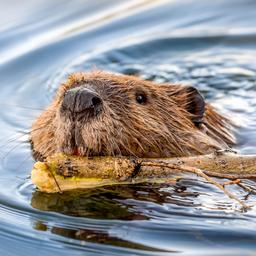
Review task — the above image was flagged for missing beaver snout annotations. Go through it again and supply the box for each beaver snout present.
[61,87,102,114]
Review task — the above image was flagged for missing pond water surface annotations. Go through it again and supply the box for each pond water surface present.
[0,1,256,255]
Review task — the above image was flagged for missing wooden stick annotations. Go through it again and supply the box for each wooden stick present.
[31,151,256,204]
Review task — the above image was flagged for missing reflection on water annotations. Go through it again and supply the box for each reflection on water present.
[0,0,256,255]
[31,187,150,220]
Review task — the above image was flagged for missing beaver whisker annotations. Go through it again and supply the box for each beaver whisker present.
[0,103,55,112]
[3,133,47,164]
[1,130,30,148]
[1,139,28,162]
[29,122,53,134]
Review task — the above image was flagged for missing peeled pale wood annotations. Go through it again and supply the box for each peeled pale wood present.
[31,152,256,193]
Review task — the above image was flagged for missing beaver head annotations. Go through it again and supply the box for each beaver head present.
[30,71,235,160]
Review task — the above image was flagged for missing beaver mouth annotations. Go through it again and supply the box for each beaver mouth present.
[64,146,110,157]
[58,122,106,157]
[71,147,104,157]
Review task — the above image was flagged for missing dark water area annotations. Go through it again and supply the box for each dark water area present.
[0,0,256,255]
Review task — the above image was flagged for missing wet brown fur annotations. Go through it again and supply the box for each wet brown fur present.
[30,71,235,160]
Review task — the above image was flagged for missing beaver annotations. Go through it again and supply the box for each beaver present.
[30,71,235,160]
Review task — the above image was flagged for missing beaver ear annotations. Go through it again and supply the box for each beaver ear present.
[185,86,205,125]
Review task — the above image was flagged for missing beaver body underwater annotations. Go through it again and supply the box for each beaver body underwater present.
[31,71,235,160]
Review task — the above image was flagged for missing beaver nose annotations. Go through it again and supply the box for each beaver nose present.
[62,87,102,113]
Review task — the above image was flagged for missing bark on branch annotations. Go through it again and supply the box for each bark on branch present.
[31,151,256,209]
[31,150,255,187]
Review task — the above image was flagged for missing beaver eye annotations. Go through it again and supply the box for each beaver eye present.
[136,94,147,104]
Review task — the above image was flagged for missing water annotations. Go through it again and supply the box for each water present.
[0,0,256,255]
